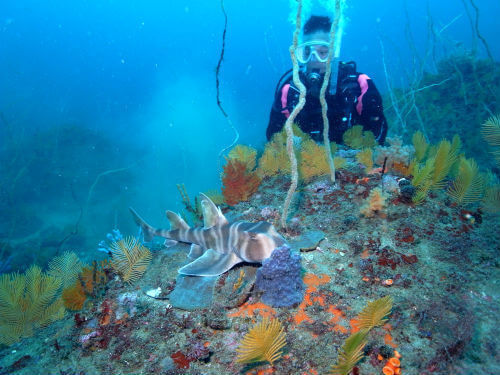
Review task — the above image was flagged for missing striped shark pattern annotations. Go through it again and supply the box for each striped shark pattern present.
[129,193,286,276]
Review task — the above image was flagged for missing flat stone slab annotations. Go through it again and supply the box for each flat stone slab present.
[288,230,325,252]
[168,274,217,310]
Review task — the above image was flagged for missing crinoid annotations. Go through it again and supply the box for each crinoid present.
[109,236,152,285]
[481,114,500,166]
[355,295,393,331]
[236,317,286,365]
[329,330,368,375]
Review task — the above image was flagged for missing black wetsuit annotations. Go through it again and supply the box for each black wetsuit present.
[266,70,388,145]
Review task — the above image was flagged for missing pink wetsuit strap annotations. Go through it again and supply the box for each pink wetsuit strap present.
[356,74,370,115]
[281,84,291,118]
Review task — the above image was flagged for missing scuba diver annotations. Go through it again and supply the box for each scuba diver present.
[266,15,388,145]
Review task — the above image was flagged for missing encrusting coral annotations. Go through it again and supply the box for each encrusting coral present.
[374,136,413,174]
[360,187,387,217]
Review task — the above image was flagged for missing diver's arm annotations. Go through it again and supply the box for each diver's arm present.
[358,79,388,145]
[266,105,287,141]
[266,82,293,141]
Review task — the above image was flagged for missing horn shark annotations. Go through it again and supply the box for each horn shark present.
[129,193,286,277]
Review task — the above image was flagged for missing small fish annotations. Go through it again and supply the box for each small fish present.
[129,194,286,276]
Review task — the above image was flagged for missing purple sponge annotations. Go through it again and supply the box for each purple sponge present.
[255,245,304,307]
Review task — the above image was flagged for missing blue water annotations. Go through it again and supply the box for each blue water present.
[0,0,499,265]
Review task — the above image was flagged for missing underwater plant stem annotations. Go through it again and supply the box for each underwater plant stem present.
[381,157,388,193]
[83,163,138,219]
[426,4,438,74]
[217,117,240,168]
[320,0,344,184]
[380,39,406,136]
[215,0,240,168]
[468,0,494,61]
[403,5,423,83]
[56,182,83,253]
[281,0,307,229]
[215,0,228,119]
[408,89,428,140]
[460,0,478,55]
[381,7,463,139]
[426,12,469,106]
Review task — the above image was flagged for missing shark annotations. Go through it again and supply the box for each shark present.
[129,193,286,277]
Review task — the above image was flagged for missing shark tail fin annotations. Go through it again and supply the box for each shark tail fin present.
[165,211,190,231]
[129,207,156,242]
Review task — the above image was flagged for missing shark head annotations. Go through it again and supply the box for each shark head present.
[236,222,287,263]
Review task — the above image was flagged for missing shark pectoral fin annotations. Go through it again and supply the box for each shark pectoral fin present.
[164,239,178,247]
[188,244,205,259]
[178,249,240,276]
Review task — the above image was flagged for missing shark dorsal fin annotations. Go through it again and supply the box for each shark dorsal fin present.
[165,211,190,231]
[200,193,228,228]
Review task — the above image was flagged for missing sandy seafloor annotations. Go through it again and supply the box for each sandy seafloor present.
[0,159,499,375]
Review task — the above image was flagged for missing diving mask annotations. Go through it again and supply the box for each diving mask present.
[295,41,330,64]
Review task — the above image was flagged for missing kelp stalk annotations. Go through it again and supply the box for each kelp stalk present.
[216,0,240,167]
[320,0,345,184]
[281,0,307,228]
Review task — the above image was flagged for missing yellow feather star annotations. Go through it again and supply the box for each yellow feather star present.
[355,295,393,331]
[110,237,152,285]
[236,317,286,365]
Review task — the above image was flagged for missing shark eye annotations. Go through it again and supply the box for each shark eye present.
[249,233,258,240]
